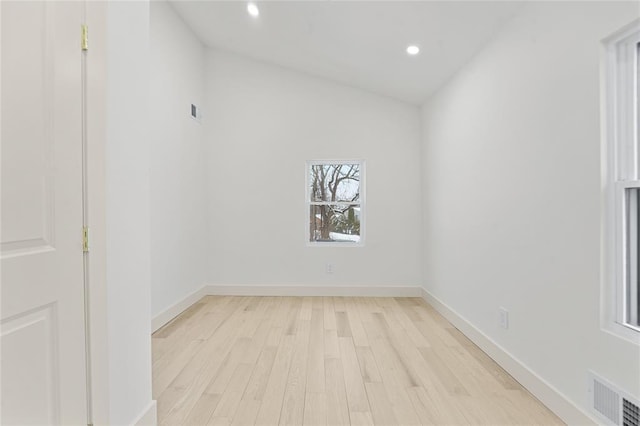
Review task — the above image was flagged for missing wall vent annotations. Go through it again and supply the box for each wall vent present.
[190,103,202,122]
[589,371,640,426]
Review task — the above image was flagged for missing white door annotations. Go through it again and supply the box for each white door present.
[1,1,88,424]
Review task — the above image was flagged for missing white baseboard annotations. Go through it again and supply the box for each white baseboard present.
[132,400,157,426]
[205,284,422,297]
[420,288,597,426]
[151,286,209,333]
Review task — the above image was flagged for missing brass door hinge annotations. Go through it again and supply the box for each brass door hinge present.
[82,227,89,253]
[81,25,88,51]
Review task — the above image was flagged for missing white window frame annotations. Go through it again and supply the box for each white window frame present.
[602,20,640,341]
[305,160,365,247]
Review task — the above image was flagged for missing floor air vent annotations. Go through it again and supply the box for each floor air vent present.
[624,398,639,426]
[589,371,640,426]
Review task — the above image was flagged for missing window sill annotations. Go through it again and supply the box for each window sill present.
[306,242,365,248]
[602,320,640,345]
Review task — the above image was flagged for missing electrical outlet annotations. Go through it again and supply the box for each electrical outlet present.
[325,263,334,274]
[499,307,509,329]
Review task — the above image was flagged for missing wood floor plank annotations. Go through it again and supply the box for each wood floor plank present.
[153,339,204,397]
[153,296,564,426]
[463,342,523,390]
[392,297,422,321]
[388,297,432,347]
[207,363,254,424]
[323,329,340,360]
[159,298,255,425]
[500,389,564,425]
[366,313,421,388]
[193,297,247,342]
[300,297,313,321]
[205,338,252,395]
[254,335,295,425]
[242,346,277,401]
[284,298,303,336]
[152,337,171,365]
[182,392,221,426]
[413,317,460,347]
[418,347,470,395]
[354,346,382,383]
[361,330,422,425]
[324,358,350,426]
[230,397,261,426]
[306,308,325,392]
[345,298,369,346]
[348,411,374,426]
[379,382,421,426]
[279,318,311,426]
[303,392,327,426]
[335,311,352,338]
[406,385,470,425]
[440,345,506,396]
[332,296,346,312]
[152,296,236,388]
[156,385,187,422]
[338,337,372,414]
[363,382,398,426]
[322,296,337,331]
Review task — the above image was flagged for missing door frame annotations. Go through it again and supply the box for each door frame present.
[85,2,109,424]
[83,3,156,424]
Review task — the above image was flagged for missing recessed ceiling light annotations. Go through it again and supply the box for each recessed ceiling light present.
[406,45,420,56]
[247,2,259,17]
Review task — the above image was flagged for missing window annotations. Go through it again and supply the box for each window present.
[622,185,640,327]
[604,22,640,336]
[306,161,364,246]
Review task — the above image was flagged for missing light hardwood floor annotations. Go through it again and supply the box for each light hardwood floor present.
[152,296,564,425]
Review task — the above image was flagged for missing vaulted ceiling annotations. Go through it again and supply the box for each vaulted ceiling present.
[170,1,522,104]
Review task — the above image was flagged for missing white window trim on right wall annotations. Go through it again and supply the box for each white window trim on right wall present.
[602,19,640,343]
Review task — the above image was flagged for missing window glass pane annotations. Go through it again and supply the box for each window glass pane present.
[309,204,361,243]
[637,42,639,172]
[626,187,640,327]
[309,164,360,202]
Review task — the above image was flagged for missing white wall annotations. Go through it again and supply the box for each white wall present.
[105,1,154,424]
[205,50,422,288]
[150,2,207,319]
[421,1,640,420]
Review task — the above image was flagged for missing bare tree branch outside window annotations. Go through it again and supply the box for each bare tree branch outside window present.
[308,162,362,244]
